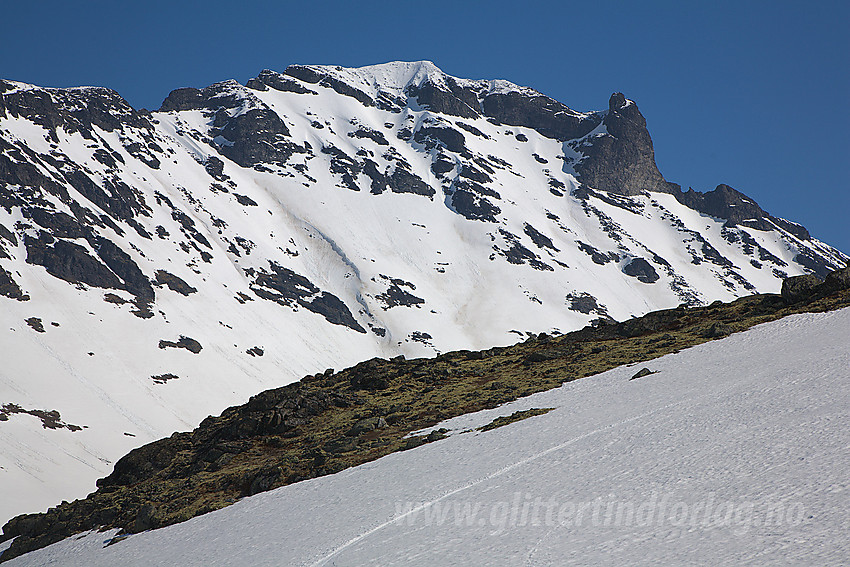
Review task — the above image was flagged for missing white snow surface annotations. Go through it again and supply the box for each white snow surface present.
[1,61,846,526]
[302,60,544,99]
[6,307,849,566]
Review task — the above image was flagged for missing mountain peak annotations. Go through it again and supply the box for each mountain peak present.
[608,91,628,111]
[323,60,445,88]
[280,60,447,98]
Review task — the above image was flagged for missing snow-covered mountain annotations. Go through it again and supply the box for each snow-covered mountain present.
[5,304,849,566]
[0,61,846,525]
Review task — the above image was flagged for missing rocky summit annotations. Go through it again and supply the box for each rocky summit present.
[0,61,846,527]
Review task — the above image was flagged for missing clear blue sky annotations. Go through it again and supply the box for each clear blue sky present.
[2,0,847,253]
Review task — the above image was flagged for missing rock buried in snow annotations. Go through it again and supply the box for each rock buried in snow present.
[158,336,203,353]
[700,322,734,339]
[25,317,45,333]
[622,258,659,283]
[151,373,179,384]
[630,367,655,380]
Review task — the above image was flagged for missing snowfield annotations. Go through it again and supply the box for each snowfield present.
[7,306,849,566]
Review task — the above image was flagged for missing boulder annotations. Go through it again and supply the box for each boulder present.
[822,265,850,293]
[346,416,388,437]
[630,367,654,380]
[780,273,822,302]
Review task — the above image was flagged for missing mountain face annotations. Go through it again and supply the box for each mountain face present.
[0,61,846,524]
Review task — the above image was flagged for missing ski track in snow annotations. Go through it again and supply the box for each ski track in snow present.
[307,398,692,567]
[6,307,849,566]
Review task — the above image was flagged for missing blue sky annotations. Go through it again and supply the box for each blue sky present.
[2,0,847,252]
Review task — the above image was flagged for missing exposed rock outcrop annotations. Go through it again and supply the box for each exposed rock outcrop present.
[575,93,678,196]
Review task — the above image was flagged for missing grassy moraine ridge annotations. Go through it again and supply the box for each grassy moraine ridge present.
[1,267,848,562]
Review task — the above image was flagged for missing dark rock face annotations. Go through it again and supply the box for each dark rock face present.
[459,164,492,184]
[0,136,150,227]
[575,93,678,196]
[770,217,811,241]
[450,189,500,222]
[92,236,154,303]
[160,80,253,113]
[19,207,155,307]
[481,92,601,141]
[576,241,615,265]
[25,317,45,332]
[362,158,434,198]
[27,209,88,240]
[374,275,425,308]
[413,126,469,156]
[66,169,152,222]
[250,261,365,333]
[0,223,17,248]
[386,167,434,197]
[495,229,552,272]
[158,336,203,354]
[214,108,293,168]
[158,87,208,112]
[233,193,258,206]
[622,258,660,283]
[246,346,264,357]
[160,81,297,168]
[284,65,376,108]
[248,70,318,95]
[407,78,481,118]
[523,223,559,251]
[322,144,362,191]
[204,156,226,180]
[455,122,489,139]
[565,292,610,318]
[675,183,810,239]
[25,234,122,291]
[0,403,82,431]
[303,292,366,333]
[793,249,833,279]
[405,75,605,142]
[349,126,389,146]
[430,156,455,176]
[676,183,766,226]
[0,267,27,300]
[153,270,197,295]
[151,373,179,384]
[0,82,152,140]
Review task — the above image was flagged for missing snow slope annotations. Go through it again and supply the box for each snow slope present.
[7,306,849,566]
[1,61,846,525]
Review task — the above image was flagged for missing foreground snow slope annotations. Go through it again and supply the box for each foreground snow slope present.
[8,306,849,566]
